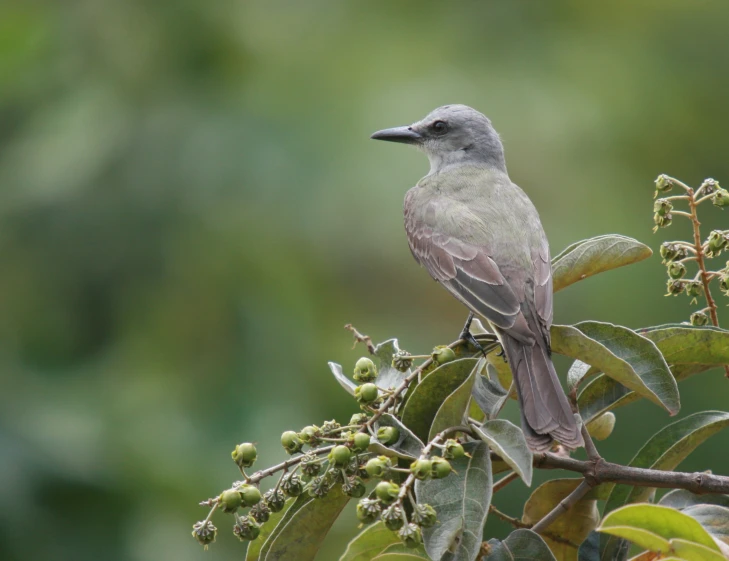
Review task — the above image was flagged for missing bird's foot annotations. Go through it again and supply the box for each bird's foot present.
[459,313,489,358]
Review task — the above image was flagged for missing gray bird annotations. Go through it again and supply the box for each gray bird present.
[371,104,583,451]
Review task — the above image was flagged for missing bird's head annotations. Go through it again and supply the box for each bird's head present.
[371,104,506,174]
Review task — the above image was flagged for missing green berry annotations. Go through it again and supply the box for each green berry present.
[349,413,370,426]
[239,484,262,507]
[342,476,366,498]
[299,425,321,446]
[382,505,405,531]
[721,274,729,295]
[250,501,271,523]
[653,211,672,229]
[329,445,352,467]
[232,515,260,541]
[666,279,686,296]
[356,383,379,404]
[392,350,414,372]
[321,419,341,433]
[586,412,616,441]
[412,503,437,527]
[432,345,456,365]
[653,198,673,216]
[706,230,728,257]
[353,357,378,383]
[409,458,432,480]
[231,442,257,468]
[281,430,304,454]
[713,188,729,208]
[398,523,422,548]
[686,280,703,300]
[192,520,217,548]
[431,456,453,479]
[365,456,390,479]
[690,311,710,326]
[377,426,400,445]
[357,498,382,524]
[654,174,673,193]
[219,488,242,513]
[375,481,400,504]
[352,432,371,452]
[443,439,466,460]
[667,261,686,279]
[660,242,687,263]
[264,488,286,512]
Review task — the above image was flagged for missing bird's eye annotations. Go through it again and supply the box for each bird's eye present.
[432,120,448,134]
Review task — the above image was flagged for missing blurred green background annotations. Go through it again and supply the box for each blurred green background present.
[2,1,729,559]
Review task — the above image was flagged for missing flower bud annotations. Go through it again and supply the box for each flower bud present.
[706,230,728,257]
[356,498,382,524]
[250,501,271,523]
[653,211,672,230]
[409,458,432,480]
[686,280,703,301]
[301,454,323,477]
[231,442,257,468]
[192,520,217,548]
[329,445,352,467]
[701,178,720,195]
[321,419,341,433]
[654,174,673,193]
[353,357,378,383]
[690,311,709,326]
[431,457,453,479]
[365,456,391,479]
[412,503,437,527]
[239,484,262,507]
[381,505,405,531]
[443,439,466,460]
[351,432,371,452]
[299,425,321,446]
[349,413,370,426]
[377,426,400,445]
[219,488,242,513]
[232,515,260,541]
[308,475,331,498]
[667,261,686,279]
[375,481,400,504]
[392,350,414,372]
[280,473,304,497]
[281,430,304,454]
[660,242,687,263]
[342,476,366,498]
[264,488,286,512]
[431,345,456,365]
[666,279,686,296]
[713,188,729,208]
[355,383,379,404]
[398,523,422,548]
[653,198,673,216]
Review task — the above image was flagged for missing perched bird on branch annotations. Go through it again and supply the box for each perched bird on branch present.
[371,104,583,451]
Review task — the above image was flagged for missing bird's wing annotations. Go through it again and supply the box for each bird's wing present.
[405,195,535,343]
[532,237,553,344]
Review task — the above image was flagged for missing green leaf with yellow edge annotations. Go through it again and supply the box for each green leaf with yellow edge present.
[339,521,401,561]
[245,498,295,561]
[551,321,679,416]
[598,504,721,554]
[578,324,729,422]
[372,542,430,559]
[259,486,349,561]
[483,529,557,560]
[671,538,726,561]
[473,419,532,486]
[429,362,478,440]
[401,358,478,442]
[523,478,599,560]
[551,234,652,293]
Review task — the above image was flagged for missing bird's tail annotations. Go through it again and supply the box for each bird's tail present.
[501,334,584,452]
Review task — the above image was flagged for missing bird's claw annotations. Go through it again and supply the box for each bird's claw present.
[459,313,489,358]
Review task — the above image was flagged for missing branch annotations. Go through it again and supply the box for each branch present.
[530,480,592,533]
[344,323,376,354]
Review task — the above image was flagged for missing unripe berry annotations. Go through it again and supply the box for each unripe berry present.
[329,445,352,467]
[299,425,321,446]
[653,198,673,216]
[281,430,304,454]
[264,489,286,512]
[431,457,453,479]
[666,279,686,296]
[375,481,400,504]
[192,520,217,548]
[409,458,432,480]
[377,426,400,445]
[365,456,390,479]
[660,242,687,263]
[355,383,379,404]
[392,350,414,372]
[231,442,257,468]
[352,432,371,452]
[356,498,382,524]
[219,488,242,513]
[686,280,703,301]
[412,503,437,527]
[432,345,456,365]
[233,515,260,541]
[398,523,422,548]
[443,439,466,460]
[655,174,673,193]
[239,484,262,507]
[342,476,366,498]
[713,188,729,208]
[353,357,378,383]
[349,413,370,426]
[586,412,616,441]
[381,505,405,531]
[667,261,686,279]
[690,311,710,326]
[706,230,728,257]
[653,212,672,229]
[720,274,729,296]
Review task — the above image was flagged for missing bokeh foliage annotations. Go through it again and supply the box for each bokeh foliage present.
[1,1,729,560]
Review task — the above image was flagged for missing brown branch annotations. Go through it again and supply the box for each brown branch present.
[530,479,592,533]
[488,505,580,548]
[344,323,376,354]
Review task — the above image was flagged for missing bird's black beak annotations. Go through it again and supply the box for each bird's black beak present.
[370,126,422,144]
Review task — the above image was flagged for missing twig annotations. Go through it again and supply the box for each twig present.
[488,505,580,548]
[344,324,376,354]
[493,471,520,493]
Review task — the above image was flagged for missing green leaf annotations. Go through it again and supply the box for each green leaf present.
[578,324,729,422]
[472,419,532,486]
[551,234,652,293]
[415,441,492,561]
[682,504,729,545]
[245,498,295,561]
[671,539,726,561]
[328,361,357,396]
[523,478,599,560]
[598,503,721,552]
[551,321,679,416]
[484,529,557,560]
[259,486,350,561]
[339,522,401,561]
[429,363,478,440]
[471,370,509,418]
[373,339,411,391]
[659,489,729,510]
[401,358,478,442]
[600,411,729,559]
[372,542,430,559]
[567,359,595,392]
[370,413,425,460]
